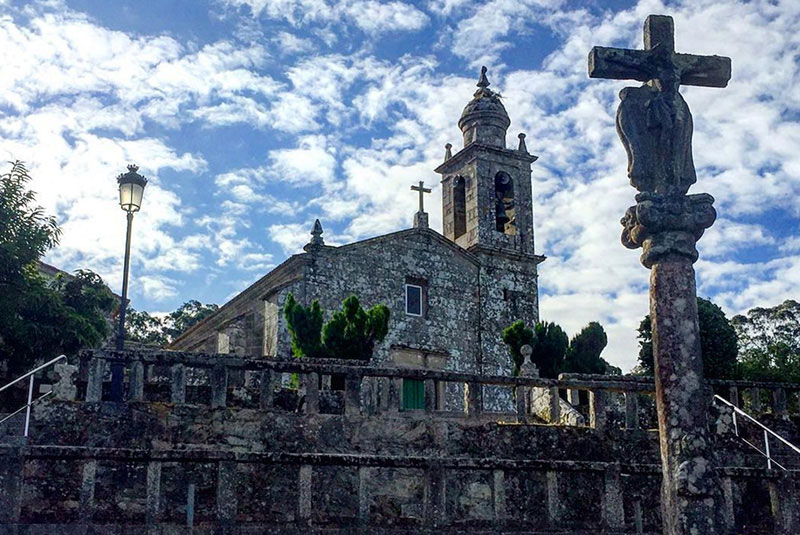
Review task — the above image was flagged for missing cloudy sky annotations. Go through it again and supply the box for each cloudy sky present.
[2,0,799,371]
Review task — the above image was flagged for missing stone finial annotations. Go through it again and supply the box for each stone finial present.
[477,65,490,88]
[304,219,324,252]
[517,133,528,153]
[444,143,452,161]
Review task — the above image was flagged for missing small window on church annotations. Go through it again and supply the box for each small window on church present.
[405,284,423,316]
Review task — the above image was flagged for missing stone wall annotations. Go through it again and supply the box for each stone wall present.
[2,351,800,533]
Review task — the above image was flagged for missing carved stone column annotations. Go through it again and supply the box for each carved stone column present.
[589,15,731,535]
[621,189,722,535]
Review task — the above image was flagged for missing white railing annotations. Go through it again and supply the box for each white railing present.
[0,355,67,437]
[713,394,800,471]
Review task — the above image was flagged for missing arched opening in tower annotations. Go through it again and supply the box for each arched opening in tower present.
[453,176,467,239]
[494,172,516,234]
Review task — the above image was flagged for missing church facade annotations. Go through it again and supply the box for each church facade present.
[169,68,545,379]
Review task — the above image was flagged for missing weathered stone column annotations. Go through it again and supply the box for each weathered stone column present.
[589,14,731,535]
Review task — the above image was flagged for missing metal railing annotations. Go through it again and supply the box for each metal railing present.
[713,394,800,471]
[0,354,66,437]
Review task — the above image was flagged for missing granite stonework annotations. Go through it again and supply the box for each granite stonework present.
[590,14,733,535]
[2,351,799,534]
[168,68,544,408]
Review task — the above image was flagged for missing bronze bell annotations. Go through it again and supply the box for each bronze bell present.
[496,198,510,227]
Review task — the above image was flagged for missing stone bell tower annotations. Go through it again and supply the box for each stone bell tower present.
[435,66,538,257]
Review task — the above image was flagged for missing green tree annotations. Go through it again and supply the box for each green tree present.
[0,161,60,288]
[563,321,619,375]
[322,295,390,361]
[163,300,219,341]
[732,300,800,382]
[530,321,569,379]
[0,162,115,376]
[283,293,325,359]
[637,297,738,379]
[125,308,168,347]
[502,320,536,376]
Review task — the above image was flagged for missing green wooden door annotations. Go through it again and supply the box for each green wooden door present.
[402,379,425,410]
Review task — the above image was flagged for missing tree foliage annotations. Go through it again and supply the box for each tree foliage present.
[563,322,619,375]
[502,320,536,376]
[124,300,219,348]
[732,300,800,382]
[322,295,390,361]
[283,293,390,361]
[0,161,60,288]
[0,162,114,375]
[637,297,738,379]
[283,293,325,359]
[530,321,569,379]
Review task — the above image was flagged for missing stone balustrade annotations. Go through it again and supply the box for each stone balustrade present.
[2,443,797,532]
[70,351,800,433]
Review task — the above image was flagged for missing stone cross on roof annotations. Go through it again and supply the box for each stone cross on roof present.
[588,15,731,94]
[411,180,431,214]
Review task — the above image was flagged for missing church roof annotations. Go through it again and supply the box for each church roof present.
[329,226,481,266]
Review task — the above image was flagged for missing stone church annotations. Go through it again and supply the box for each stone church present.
[169,67,545,380]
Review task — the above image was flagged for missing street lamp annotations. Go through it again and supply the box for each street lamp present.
[112,164,147,401]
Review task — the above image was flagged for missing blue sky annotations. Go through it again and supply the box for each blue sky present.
[2,0,799,371]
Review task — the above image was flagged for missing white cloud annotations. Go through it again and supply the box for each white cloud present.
[220,0,429,34]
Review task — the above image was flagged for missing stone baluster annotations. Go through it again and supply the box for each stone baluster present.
[602,464,624,530]
[493,469,506,525]
[549,387,561,424]
[304,372,319,414]
[298,464,312,523]
[424,379,436,413]
[187,483,196,528]
[423,468,446,528]
[516,387,528,423]
[79,460,97,523]
[590,390,607,432]
[170,364,186,404]
[773,388,787,417]
[387,377,401,414]
[216,461,238,524]
[128,359,144,401]
[259,369,274,409]
[358,466,372,526]
[633,498,644,534]
[625,392,640,430]
[546,470,560,527]
[146,461,162,524]
[721,476,735,532]
[750,387,762,413]
[211,364,228,408]
[86,356,107,402]
[435,381,446,411]
[345,374,361,416]
[728,386,739,407]
[568,389,580,407]
[467,382,482,417]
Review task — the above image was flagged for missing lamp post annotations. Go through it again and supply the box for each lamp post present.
[112,164,147,401]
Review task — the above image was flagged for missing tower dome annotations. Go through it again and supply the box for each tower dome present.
[458,66,510,148]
